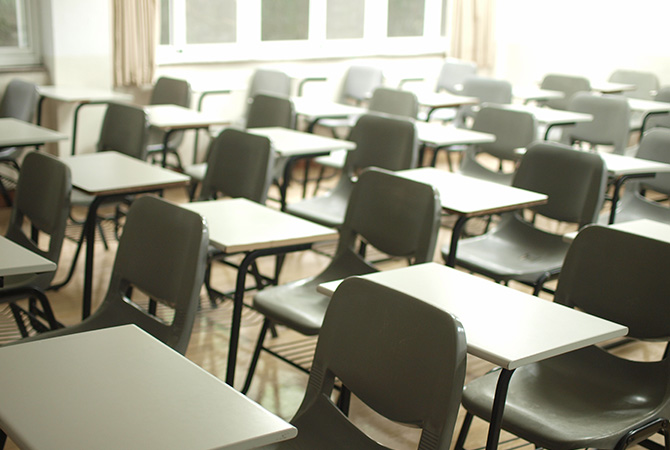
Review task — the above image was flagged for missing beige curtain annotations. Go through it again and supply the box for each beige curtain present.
[113,0,157,87]
[449,0,496,73]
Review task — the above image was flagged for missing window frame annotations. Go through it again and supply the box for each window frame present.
[157,0,448,65]
[0,0,41,67]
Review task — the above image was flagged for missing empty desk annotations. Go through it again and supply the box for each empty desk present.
[565,218,670,244]
[499,104,593,139]
[182,198,338,387]
[0,325,297,449]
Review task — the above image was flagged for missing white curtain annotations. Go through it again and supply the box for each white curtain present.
[113,0,157,87]
[449,0,496,73]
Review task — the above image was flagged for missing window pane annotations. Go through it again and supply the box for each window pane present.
[160,0,170,45]
[186,0,236,44]
[0,0,19,47]
[261,0,309,41]
[387,0,425,37]
[326,0,364,39]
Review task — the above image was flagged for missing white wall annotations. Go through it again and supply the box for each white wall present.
[493,0,670,86]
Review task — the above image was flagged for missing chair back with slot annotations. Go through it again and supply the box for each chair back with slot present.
[246,93,296,129]
[539,73,591,110]
[368,87,419,119]
[514,141,607,227]
[282,277,467,450]
[4,152,71,290]
[435,59,477,94]
[458,106,536,185]
[0,79,38,121]
[564,91,631,155]
[339,65,384,105]
[19,196,209,354]
[97,102,150,160]
[198,128,274,204]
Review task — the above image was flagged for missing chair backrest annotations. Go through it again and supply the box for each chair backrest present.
[290,277,466,450]
[336,168,441,265]
[150,76,192,108]
[368,87,419,119]
[0,79,39,121]
[555,225,670,341]
[435,59,477,94]
[97,102,150,160]
[461,76,513,105]
[5,152,71,290]
[565,92,631,155]
[471,106,537,161]
[245,93,296,129]
[644,86,670,130]
[88,196,209,354]
[339,65,384,105]
[343,114,418,176]
[247,68,292,100]
[609,69,660,100]
[198,128,275,204]
[513,141,607,227]
[539,73,591,110]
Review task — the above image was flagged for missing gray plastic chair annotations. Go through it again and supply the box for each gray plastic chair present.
[243,168,441,394]
[286,113,418,228]
[0,79,39,206]
[539,73,591,111]
[195,128,276,304]
[436,59,478,94]
[145,76,192,169]
[456,106,536,185]
[456,225,670,450]
[442,141,607,296]
[0,151,71,336]
[248,68,292,100]
[185,93,294,199]
[603,128,670,224]
[269,277,466,450]
[313,65,384,137]
[454,76,513,128]
[56,103,150,290]
[609,69,660,100]
[312,87,419,187]
[15,195,209,355]
[563,91,632,155]
[643,86,670,130]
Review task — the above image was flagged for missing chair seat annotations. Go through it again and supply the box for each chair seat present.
[462,346,669,450]
[313,150,347,170]
[443,215,570,284]
[285,182,353,228]
[599,190,670,225]
[70,189,95,207]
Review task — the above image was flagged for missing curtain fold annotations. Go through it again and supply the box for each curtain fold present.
[113,0,157,87]
[449,0,496,73]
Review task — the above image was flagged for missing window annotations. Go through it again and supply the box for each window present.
[0,0,40,66]
[158,0,448,64]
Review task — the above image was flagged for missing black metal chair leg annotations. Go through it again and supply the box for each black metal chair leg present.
[454,412,474,450]
[242,319,271,394]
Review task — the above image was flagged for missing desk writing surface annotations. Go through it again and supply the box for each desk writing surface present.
[414,122,495,147]
[0,236,56,277]
[61,151,190,195]
[415,91,480,108]
[144,104,230,130]
[499,104,593,125]
[247,126,356,157]
[591,81,636,94]
[512,86,565,102]
[565,219,670,244]
[183,198,338,253]
[291,97,366,120]
[36,85,133,103]
[0,118,67,148]
[397,167,547,216]
[0,325,296,449]
[627,98,670,114]
[318,263,628,370]
[599,152,670,176]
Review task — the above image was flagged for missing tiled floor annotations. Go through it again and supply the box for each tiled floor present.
[0,151,666,449]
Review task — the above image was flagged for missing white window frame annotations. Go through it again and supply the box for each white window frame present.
[0,0,41,67]
[158,0,448,65]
